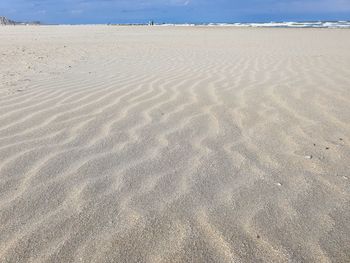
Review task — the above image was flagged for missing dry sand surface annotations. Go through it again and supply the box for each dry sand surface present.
[0,26,350,263]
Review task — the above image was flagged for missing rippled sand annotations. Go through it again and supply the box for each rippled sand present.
[0,26,350,262]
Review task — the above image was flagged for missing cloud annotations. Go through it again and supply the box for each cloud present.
[278,0,350,13]
[70,9,83,15]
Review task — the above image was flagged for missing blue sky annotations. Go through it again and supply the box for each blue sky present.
[1,0,350,24]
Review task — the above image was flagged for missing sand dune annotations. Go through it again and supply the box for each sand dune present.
[0,26,350,262]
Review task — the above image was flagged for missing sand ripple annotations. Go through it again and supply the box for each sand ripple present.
[0,26,350,262]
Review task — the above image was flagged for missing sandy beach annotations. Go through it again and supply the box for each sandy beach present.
[0,26,349,262]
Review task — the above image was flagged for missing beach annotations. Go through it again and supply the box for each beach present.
[0,26,349,262]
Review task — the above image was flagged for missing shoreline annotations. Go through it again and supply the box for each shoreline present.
[2,20,350,28]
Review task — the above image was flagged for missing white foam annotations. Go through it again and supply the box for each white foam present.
[155,21,350,28]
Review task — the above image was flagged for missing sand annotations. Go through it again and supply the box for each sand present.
[0,26,349,262]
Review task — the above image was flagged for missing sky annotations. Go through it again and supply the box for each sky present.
[1,0,350,24]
